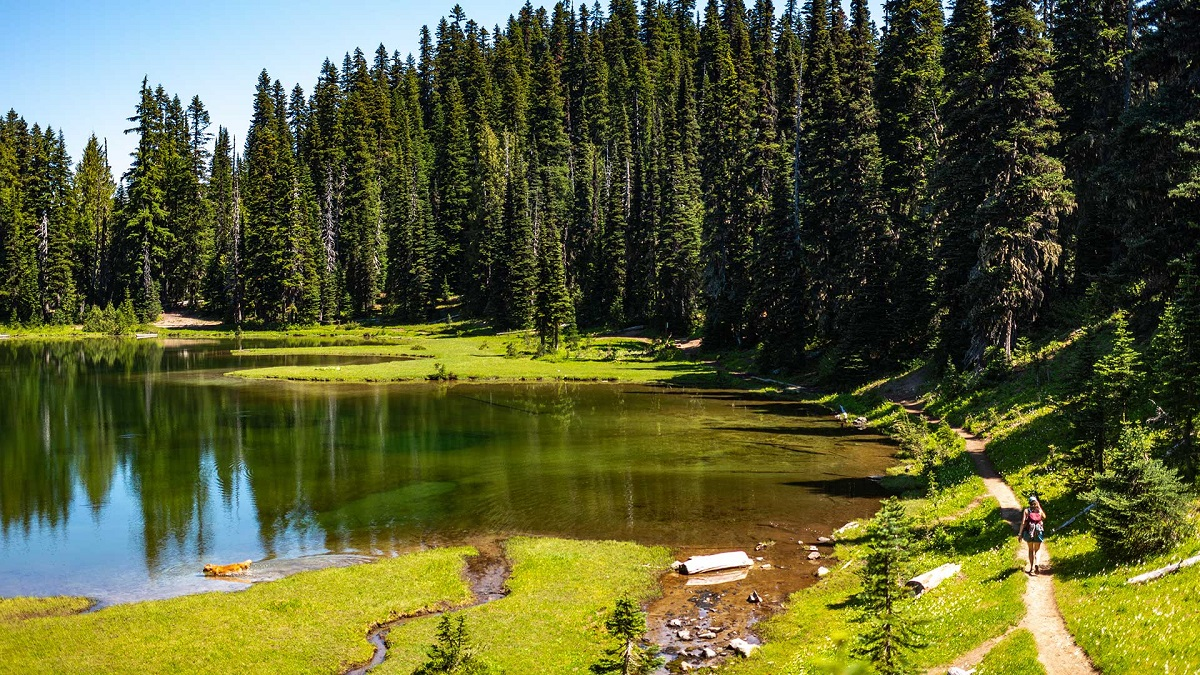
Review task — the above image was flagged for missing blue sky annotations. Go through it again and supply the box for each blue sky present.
[1,0,887,177]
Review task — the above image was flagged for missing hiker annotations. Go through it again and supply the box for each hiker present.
[1019,496,1047,574]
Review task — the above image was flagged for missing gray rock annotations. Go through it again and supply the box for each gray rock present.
[677,629,693,640]
[729,638,758,657]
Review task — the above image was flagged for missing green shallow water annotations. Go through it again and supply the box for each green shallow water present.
[0,339,896,603]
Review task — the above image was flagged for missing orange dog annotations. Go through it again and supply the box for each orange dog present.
[202,560,252,576]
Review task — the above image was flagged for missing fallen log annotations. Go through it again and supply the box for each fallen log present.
[905,562,961,596]
[1050,502,1097,536]
[1127,553,1200,585]
[678,551,754,575]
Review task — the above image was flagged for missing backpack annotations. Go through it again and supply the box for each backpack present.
[1027,509,1044,537]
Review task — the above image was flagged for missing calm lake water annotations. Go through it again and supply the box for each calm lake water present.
[0,339,897,604]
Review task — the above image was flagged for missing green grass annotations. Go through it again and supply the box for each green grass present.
[0,547,473,674]
[1051,524,1200,673]
[227,332,717,385]
[975,629,1046,675]
[0,596,93,623]
[374,537,671,674]
[919,323,1200,673]
[721,501,1026,674]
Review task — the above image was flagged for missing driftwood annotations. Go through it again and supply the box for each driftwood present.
[678,551,753,575]
[1127,553,1200,585]
[905,562,961,596]
[135,332,159,339]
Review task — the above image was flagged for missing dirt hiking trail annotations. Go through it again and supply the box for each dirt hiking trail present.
[895,399,1097,675]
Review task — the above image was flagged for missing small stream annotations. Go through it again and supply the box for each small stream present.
[344,543,512,675]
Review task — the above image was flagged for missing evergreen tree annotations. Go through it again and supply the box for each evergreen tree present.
[1102,0,1200,297]
[386,60,435,321]
[699,1,756,347]
[433,78,472,300]
[1086,425,1192,559]
[412,614,494,675]
[73,135,117,308]
[121,78,171,321]
[1050,0,1129,285]
[590,596,664,675]
[755,2,808,369]
[829,0,891,370]
[339,53,385,315]
[0,112,40,322]
[934,0,992,362]
[855,497,922,674]
[530,38,576,350]
[966,0,1073,362]
[308,58,345,322]
[1075,311,1142,472]
[1151,267,1200,477]
[204,127,240,320]
[876,0,945,358]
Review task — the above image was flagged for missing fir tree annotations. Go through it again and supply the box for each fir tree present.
[204,127,239,320]
[530,38,576,350]
[0,112,40,322]
[855,497,922,674]
[590,596,664,675]
[412,614,494,675]
[122,78,171,321]
[1085,425,1192,559]
[1075,311,1142,472]
[876,0,945,358]
[73,135,117,308]
[966,0,1073,362]
[699,2,756,347]
[339,53,385,315]
[1151,267,1200,477]
[935,0,992,362]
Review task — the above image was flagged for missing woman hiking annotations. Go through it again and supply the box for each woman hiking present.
[1019,496,1047,574]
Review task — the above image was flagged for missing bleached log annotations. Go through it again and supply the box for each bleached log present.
[905,562,961,596]
[678,551,754,575]
[1050,502,1097,536]
[1127,553,1200,585]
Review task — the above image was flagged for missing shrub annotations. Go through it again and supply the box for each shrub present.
[427,362,458,381]
[82,305,115,334]
[1085,425,1192,560]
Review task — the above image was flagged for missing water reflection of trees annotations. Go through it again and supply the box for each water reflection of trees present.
[1,345,897,574]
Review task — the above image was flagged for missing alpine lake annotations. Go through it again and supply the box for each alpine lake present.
[0,338,898,607]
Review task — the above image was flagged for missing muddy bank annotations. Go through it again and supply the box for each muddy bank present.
[648,525,843,672]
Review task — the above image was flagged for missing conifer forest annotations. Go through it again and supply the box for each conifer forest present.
[1,0,1197,368]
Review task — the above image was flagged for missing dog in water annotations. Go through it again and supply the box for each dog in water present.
[202,560,253,577]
